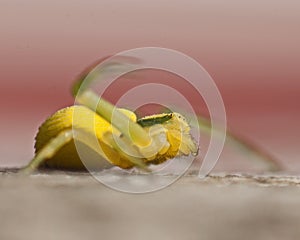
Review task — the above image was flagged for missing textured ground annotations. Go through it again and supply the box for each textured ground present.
[1,170,300,240]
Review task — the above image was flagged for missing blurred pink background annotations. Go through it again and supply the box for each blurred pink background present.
[1,0,299,172]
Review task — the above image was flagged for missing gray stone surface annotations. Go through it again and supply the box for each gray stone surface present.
[1,171,300,240]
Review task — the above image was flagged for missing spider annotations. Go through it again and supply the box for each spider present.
[21,61,198,173]
[21,57,280,174]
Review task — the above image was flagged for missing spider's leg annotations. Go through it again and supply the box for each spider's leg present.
[21,127,149,174]
[71,57,164,159]
[102,132,149,171]
[76,90,162,159]
[71,127,149,170]
[22,128,108,174]
[21,129,74,174]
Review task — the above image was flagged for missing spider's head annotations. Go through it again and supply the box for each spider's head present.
[137,112,198,163]
[162,112,198,157]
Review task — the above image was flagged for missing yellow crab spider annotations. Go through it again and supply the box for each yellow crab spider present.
[22,67,198,173]
[20,55,282,174]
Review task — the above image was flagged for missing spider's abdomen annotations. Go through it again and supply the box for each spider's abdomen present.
[34,106,137,170]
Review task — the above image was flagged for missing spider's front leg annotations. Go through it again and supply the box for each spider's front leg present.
[75,89,165,161]
[72,59,170,163]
